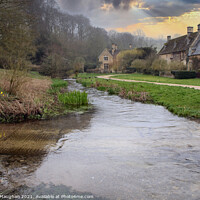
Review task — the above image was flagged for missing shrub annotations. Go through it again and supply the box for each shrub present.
[137,47,157,59]
[58,91,89,107]
[151,59,168,72]
[124,67,136,74]
[169,61,187,71]
[40,53,71,78]
[171,71,197,79]
[131,59,147,71]
[84,63,97,72]
[73,57,85,73]
[117,49,144,69]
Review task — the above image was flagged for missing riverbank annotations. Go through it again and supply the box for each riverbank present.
[0,71,87,123]
[77,73,200,119]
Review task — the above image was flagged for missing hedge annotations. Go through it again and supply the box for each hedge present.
[171,71,197,79]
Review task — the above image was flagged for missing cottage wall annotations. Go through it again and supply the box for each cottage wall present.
[99,49,113,73]
[159,54,172,64]
[160,51,187,65]
[173,52,181,61]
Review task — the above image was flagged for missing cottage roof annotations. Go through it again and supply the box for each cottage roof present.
[98,48,112,58]
[109,49,120,57]
[159,32,198,55]
[98,48,120,58]
[192,43,200,55]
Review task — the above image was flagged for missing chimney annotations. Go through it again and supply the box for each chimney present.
[129,44,132,49]
[187,26,193,35]
[198,24,200,33]
[167,36,171,42]
[112,43,116,55]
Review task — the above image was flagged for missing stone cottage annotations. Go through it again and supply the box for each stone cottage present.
[159,24,200,70]
[98,43,120,73]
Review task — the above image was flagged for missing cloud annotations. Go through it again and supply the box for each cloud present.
[56,0,102,14]
[57,0,200,17]
[180,0,200,3]
[142,0,200,17]
[103,0,141,9]
[56,0,200,37]
[56,0,146,28]
[114,9,200,38]
[57,0,141,12]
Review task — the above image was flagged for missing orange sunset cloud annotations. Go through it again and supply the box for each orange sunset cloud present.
[112,9,200,38]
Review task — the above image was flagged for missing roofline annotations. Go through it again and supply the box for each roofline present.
[167,31,198,42]
[159,31,199,55]
[98,48,121,58]
[98,48,113,58]
[159,49,187,55]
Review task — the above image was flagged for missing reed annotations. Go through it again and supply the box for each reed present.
[50,79,68,93]
[58,91,89,107]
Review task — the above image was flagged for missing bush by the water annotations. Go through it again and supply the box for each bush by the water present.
[50,79,68,93]
[171,71,197,79]
[58,91,89,107]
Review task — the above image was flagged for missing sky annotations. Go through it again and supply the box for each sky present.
[56,0,200,39]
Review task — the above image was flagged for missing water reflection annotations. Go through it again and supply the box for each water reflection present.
[0,80,200,200]
[0,111,94,193]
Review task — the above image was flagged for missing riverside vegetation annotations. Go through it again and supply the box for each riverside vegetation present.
[0,71,89,123]
[77,73,200,119]
[58,91,88,108]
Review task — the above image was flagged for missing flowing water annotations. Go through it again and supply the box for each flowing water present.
[0,80,200,200]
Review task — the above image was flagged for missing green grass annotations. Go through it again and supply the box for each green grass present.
[58,91,89,107]
[112,73,200,86]
[77,73,200,119]
[50,79,68,94]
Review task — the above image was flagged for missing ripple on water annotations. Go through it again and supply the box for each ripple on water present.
[0,80,200,200]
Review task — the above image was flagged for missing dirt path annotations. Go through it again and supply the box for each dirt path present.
[97,75,200,90]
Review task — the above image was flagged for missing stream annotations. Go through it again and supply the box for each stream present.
[0,80,200,200]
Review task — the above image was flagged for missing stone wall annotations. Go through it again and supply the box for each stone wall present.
[99,49,113,73]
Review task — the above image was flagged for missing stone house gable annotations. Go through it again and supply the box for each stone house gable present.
[98,44,120,73]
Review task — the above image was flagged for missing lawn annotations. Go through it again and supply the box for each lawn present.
[77,73,200,119]
[112,73,200,86]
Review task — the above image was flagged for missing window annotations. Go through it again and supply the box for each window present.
[104,56,108,61]
[104,64,109,70]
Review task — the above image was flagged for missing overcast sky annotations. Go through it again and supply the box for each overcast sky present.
[56,0,200,38]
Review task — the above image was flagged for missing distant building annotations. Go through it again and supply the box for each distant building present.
[98,43,120,73]
[159,24,200,70]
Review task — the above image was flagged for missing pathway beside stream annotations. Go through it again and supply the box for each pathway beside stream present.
[97,75,200,90]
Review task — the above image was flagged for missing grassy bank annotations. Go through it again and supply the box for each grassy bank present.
[77,73,200,119]
[112,74,200,86]
[0,71,89,123]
